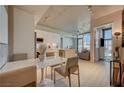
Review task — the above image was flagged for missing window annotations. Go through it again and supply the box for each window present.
[104,29,112,39]
[83,33,90,50]
[77,33,90,52]
[78,38,83,52]
[78,34,83,52]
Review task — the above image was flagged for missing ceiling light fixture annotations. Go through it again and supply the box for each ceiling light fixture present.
[87,5,92,14]
[76,31,82,35]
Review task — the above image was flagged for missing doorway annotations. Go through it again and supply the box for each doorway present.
[103,28,112,61]
[95,24,112,62]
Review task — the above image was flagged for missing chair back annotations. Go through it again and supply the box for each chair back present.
[46,52,55,57]
[65,57,78,74]
[13,53,28,61]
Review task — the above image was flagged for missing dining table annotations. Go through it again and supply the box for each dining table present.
[0,56,67,87]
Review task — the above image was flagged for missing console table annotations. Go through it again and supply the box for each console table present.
[110,59,122,86]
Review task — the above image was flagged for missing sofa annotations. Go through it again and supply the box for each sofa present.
[78,49,90,60]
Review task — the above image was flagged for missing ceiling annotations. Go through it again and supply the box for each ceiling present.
[37,5,91,35]
[15,5,123,35]
[92,5,123,20]
[15,5,91,35]
[15,5,50,15]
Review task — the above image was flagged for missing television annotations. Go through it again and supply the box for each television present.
[0,43,8,69]
[100,38,104,47]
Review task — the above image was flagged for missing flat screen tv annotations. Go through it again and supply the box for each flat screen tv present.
[0,43,8,69]
[100,38,104,47]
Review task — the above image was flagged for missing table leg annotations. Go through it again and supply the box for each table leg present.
[45,67,47,78]
[41,68,44,81]
[39,68,54,87]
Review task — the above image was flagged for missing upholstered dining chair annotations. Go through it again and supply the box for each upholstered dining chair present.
[45,52,63,80]
[53,57,80,87]
[51,62,63,80]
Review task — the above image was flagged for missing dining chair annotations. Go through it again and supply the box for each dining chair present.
[46,52,63,80]
[51,62,63,80]
[51,49,77,80]
[13,53,28,61]
[53,57,80,87]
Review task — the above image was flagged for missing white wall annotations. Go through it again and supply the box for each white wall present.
[35,29,61,48]
[35,29,74,49]
[13,8,34,59]
[0,6,8,44]
[63,37,73,49]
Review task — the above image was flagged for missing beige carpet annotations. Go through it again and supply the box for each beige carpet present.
[37,59,110,87]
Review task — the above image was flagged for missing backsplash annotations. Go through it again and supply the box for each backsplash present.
[0,43,8,69]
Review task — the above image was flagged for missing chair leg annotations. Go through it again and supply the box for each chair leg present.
[41,68,44,81]
[77,66,80,87]
[51,67,53,80]
[68,74,71,87]
[54,69,56,84]
[45,67,47,78]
